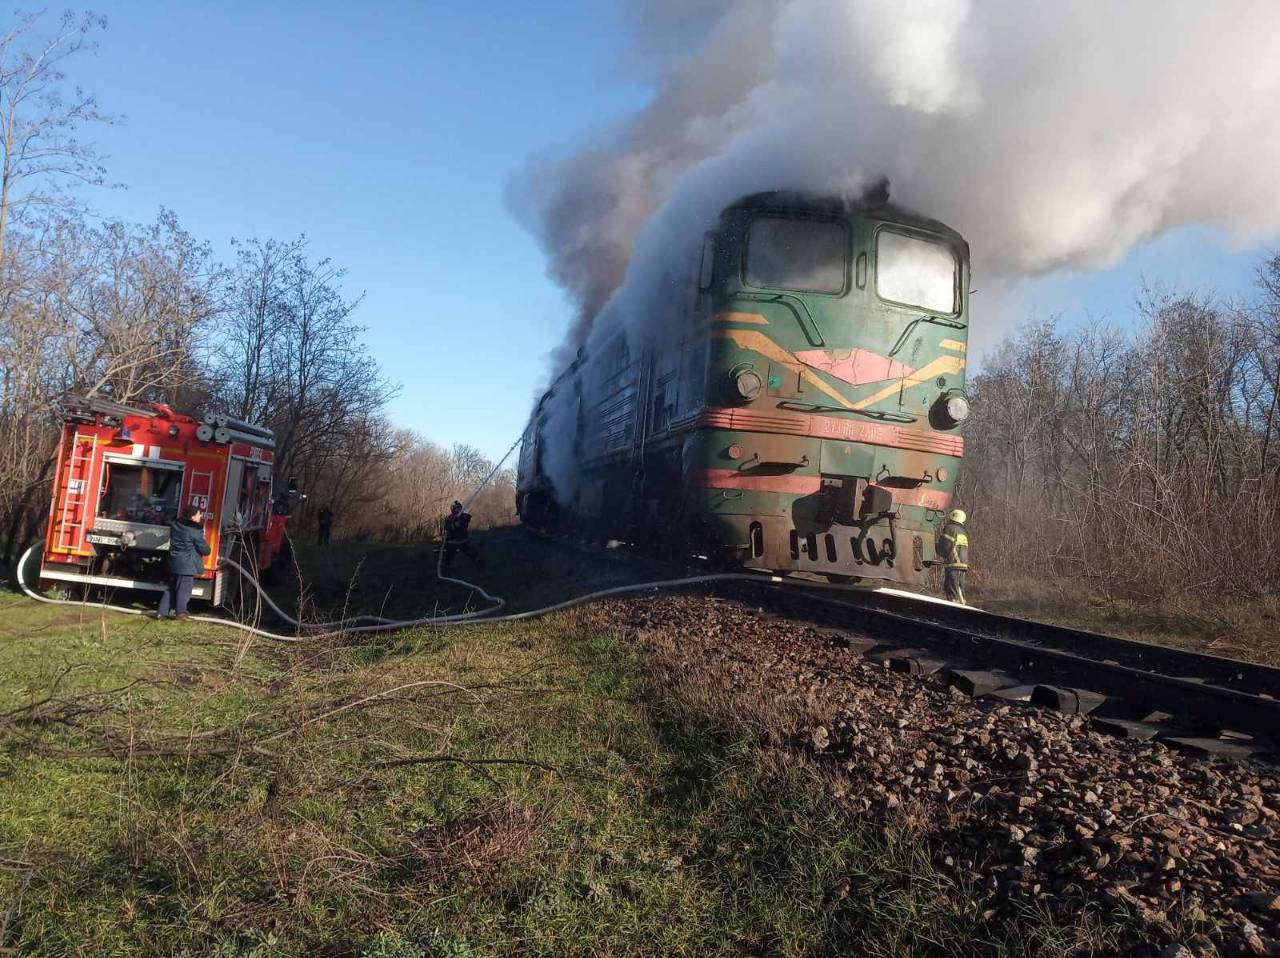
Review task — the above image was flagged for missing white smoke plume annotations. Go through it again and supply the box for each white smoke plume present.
[512,0,1280,366]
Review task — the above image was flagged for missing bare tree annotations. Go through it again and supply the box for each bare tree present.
[38,211,222,402]
[338,433,515,542]
[216,237,302,422]
[0,10,114,264]
[212,237,400,536]
[0,210,221,559]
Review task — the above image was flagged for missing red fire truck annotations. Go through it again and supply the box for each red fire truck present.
[39,394,297,606]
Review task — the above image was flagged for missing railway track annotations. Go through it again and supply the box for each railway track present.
[729,579,1280,764]
[520,530,1279,762]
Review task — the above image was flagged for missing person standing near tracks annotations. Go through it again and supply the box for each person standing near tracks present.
[317,504,334,546]
[156,504,211,620]
[440,500,485,576]
[937,509,970,605]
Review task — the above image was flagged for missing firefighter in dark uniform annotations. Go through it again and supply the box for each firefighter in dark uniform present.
[156,504,211,619]
[440,501,485,576]
[316,505,333,546]
[937,509,969,605]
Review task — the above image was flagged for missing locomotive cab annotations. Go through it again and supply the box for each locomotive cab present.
[517,189,972,588]
[690,192,971,583]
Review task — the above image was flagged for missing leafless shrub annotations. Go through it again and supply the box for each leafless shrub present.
[963,269,1280,603]
[333,434,516,543]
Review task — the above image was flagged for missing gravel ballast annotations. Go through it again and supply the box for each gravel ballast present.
[590,593,1280,957]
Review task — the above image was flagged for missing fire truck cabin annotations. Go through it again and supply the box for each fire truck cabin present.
[41,395,286,605]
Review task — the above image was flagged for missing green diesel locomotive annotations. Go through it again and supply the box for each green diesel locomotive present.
[517,190,970,586]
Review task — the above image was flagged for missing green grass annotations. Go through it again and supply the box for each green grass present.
[1,590,1112,957]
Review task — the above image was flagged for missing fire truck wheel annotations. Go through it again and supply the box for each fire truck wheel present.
[53,582,88,602]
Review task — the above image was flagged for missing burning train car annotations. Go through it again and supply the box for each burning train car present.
[517,190,970,586]
[39,395,296,605]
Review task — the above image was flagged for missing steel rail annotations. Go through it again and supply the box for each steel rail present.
[735,583,1280,752]
[834,587,1280,698]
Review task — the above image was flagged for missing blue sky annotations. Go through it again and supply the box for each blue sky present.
[70,2,1276,462]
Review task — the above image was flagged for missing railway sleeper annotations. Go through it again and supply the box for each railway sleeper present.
[1090,717,1163,741]
[887,652,950,677]
[943,668,1019,698]
[866,646,929,669]
[828,632,879,655]
[1030,685,1111,716]
[737,583,1280,758]
[1160,736,1270,762]
[984,684,1037,703]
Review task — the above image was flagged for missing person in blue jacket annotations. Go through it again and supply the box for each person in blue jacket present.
[157,504,211,619]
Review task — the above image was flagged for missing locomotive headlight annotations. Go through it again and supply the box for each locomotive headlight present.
[732,369,763,402]
[944,393,971,424]
[931,390,971,429]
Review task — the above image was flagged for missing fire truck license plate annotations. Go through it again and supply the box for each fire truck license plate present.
[86,533,120,545]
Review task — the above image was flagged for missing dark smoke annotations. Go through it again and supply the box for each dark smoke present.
[512,0,1280,364]
[511,0,1280,500]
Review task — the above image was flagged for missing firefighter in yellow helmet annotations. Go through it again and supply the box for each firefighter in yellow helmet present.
[937,508,969,605]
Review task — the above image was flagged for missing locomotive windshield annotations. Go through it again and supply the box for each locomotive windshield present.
[98,460,183,525]
[876,229,958,314]
[745,216,847,294]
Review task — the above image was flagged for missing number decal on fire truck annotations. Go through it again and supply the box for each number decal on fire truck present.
[67,479,85,494]
[189,494,209,510]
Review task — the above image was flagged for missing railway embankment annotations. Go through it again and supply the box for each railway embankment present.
[595,592,1280,957]
[0,589,1132,956]
[4,530,1277,955]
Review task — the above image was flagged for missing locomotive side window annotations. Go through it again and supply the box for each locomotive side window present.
[875,229,958,314]
[745,216,847,295]
[698,232,716,290]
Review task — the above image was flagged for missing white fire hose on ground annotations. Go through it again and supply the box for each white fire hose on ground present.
[14,542,781,643]
[11,434,795,644]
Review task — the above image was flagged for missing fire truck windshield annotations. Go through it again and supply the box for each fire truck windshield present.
[99,461,183,525]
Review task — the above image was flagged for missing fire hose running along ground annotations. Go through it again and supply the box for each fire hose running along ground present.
[13,433,789,643]
[15,540,782,643]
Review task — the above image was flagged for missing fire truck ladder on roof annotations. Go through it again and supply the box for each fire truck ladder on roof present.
[56,432,96,552]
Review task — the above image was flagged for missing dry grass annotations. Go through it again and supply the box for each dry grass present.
[1,589,1136,957]
[967,573,1280,665]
